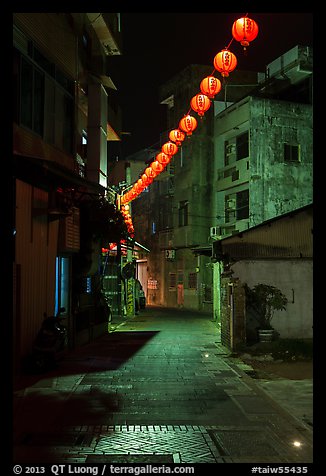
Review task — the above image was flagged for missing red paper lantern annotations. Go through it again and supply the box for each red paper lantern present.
[232,17,258,49]
[145,166,157,179]
[151,160,164,174]
[156,152,171,166]
[169,129,185,146]
[200,76,222,99]
[179,114,198,136]
[162,141,178,156]
[141,173,152,186]
[128,183,140,196]
[137,178,145,190]
[213,49,237,77]
[190,93,211,117]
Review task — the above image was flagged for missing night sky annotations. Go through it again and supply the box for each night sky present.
[107,12,313,157]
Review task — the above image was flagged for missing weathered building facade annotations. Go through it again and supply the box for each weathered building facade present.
[130,65,264,312]
[129,45,313,345]
[13,13,123,370]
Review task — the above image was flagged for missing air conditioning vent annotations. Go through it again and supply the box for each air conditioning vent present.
[210,226,221,238]
[226,198,236,209]
[226,144,236,155]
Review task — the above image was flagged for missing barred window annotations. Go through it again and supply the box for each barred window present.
[169,273,176,289]
[236,189,249,220]
[188,272,197,289]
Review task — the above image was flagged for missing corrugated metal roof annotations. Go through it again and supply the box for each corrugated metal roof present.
[219,205,312,259]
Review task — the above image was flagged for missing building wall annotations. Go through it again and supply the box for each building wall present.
[13,13,77,78]
[13,12,123,369]
[230,259,313,339]
[213,95,312,236]
[144,67,260,312]
[249,97,313,223]
[15,180,59,357]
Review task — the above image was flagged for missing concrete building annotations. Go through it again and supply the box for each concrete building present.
[210,45,313,344]
[212,45,313,239]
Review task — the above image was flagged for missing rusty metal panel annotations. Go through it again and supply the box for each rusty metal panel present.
[15,179,59,356]
[13,13,76,78]
[221,206,312,259]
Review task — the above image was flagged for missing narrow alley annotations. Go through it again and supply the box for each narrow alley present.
[13,307,312,465]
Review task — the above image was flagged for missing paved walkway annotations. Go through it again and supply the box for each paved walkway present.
[13,306,313,465]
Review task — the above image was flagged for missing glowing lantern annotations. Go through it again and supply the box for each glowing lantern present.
[141,173,153,186]
[145,166,157,179]
[179,114,198,136]
[137,178,144,191]
[123,190,134,203]
[151,160,164,174]
[162,141,178,157]
[169,129,185,146]
[190,93,211,117]
[200,76,222,99]
[156,152,171,166]
[232,17,258,50]
[213,49,237,77]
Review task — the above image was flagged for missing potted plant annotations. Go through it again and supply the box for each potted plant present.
[244,283,288,342]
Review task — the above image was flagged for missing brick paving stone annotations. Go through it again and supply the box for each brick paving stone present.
[13,306,313,465]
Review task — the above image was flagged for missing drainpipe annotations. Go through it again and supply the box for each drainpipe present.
[228,282,234,351]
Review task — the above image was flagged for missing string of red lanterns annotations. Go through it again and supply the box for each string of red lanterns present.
[119,14,258,214]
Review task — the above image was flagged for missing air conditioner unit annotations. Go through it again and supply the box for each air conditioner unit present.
[227,198,236,209]
[226,144,236,155]
[210,226,221,238]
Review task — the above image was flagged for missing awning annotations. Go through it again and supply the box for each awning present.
[191,245,212,257]
[13,153,105,195]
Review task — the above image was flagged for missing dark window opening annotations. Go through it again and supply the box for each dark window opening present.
[188,272,197,289]
[236,131,249,160]
[178,200,188,227]
[15,47,74,155]
[236,189,249,220]
[284,143,300,163]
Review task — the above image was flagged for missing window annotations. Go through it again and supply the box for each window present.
[20,58,33,129]
[224,141,235,166]
[188,272,197,289]
[178,200,188,227]
[236,131,249,160]
[236,189,249,220]
[169,273,176,289]
[225,195,236,223]
[33,69,44,135]
[284,143,300,163]
[159,197,173,230]
[15,46,74,155]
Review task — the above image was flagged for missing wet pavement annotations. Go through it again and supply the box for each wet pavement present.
[13,306,313,465]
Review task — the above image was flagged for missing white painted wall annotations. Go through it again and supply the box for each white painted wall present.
[231,259,313,339]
